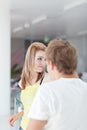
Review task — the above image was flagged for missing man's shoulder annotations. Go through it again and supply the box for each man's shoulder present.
[40,80,60,90]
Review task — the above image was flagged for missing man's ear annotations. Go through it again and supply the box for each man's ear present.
[50,61,55,70]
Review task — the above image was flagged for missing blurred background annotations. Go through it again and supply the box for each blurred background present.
[11,0,87,77]
[0,0,87,129]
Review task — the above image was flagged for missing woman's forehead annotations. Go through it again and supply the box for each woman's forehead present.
[35,50,45,57]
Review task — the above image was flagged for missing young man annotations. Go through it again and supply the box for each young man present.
[26,39,87,130]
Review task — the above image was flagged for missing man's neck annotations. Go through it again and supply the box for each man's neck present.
[58,72,78,79]
[52,70,78,80]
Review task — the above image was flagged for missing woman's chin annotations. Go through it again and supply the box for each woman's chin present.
[37,69,43,73]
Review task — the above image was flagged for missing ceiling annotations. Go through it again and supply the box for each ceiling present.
[11,0,87,40]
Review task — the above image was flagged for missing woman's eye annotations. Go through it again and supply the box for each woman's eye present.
[38,58,42,61]
[37,57,46,61]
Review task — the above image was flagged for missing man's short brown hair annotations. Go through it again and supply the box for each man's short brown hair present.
[46,39,77,74]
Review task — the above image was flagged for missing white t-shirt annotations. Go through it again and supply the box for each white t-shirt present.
[28,78,87,130]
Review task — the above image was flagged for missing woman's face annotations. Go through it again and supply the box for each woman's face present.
[34,50,46,73]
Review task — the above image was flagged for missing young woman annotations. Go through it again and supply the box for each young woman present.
[9,42,46,130]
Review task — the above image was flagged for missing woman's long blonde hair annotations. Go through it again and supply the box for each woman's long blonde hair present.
[21,42,46,89]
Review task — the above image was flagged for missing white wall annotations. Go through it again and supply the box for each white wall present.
[68,36,87,72]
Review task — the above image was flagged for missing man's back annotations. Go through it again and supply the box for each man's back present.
[44,78,87,130]
[29,78,87,130]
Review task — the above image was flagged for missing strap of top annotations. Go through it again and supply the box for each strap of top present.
[39,77,44,85]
